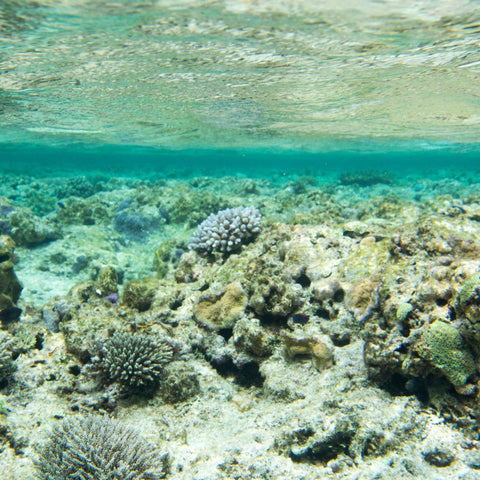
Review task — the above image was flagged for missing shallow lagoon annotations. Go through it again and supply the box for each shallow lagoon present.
[1,1,480,479]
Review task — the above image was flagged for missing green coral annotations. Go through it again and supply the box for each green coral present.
[416,320,476,387]
[456,274,480,322]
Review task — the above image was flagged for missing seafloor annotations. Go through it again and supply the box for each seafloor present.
[1,166,480,479]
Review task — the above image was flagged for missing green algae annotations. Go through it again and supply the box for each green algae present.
[416,320,476,388]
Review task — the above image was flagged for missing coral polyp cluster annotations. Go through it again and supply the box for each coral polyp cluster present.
[96,332,173,390]
[35,415,168,479]
[189,206,261,254]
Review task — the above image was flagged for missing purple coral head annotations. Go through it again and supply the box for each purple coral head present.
[104,293,119,305]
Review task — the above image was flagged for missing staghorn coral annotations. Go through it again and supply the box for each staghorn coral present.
[34,415,168,479]
[189,206,261,254]
[96,332,173,391]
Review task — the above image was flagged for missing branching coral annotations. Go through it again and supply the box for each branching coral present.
[189,206,261,254]
[35,415,168,479]
[96,332,173,391]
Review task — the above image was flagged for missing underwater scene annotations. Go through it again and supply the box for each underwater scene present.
[2,1,480,479]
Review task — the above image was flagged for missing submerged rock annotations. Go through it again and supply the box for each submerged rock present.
[194,281,248,330]
[0,198,58,246]
[122,279,156,311]
[0,235,22,323]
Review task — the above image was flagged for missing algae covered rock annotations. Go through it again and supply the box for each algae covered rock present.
[60,291,126,360]
[282,332,334,372]
[456,274,480,344]
[0,349,16,385]
[0,331,17,385]
[232,317,276,358]
[166,186,227,225]
[246,258,306,320]
[156,361,201,403]
[0,235,23,322]
[122,279,157,311]
[194,281,248,330]
[174,251,204,283]
[415,320,476,388]
[154,239,179,278]
[0,199,58,246]
[97,265,119,296]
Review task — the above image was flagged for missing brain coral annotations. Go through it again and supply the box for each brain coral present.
[35,415,168,479]
[416,320,476,388]
[189,206,261,253]
[97,332,173,390]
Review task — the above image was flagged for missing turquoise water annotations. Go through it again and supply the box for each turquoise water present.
[2,0,480,155]
[2,144,480,178]
[3,2,480,479]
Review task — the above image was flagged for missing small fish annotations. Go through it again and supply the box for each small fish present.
[57,201,66,209]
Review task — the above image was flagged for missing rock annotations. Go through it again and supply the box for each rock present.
[194,281,247,330]
[232,317,276,358]
[122,279,156,311]
[423,447,455,468]
[282,332,334,372]
[0,236,23,323]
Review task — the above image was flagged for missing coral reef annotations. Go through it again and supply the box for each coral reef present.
[34,415,168,479]
[0,198,58,246]
[339,170,393,186]
[0,349,16,385]
[189,206,261,254]
[415,320,476,388]
[0,235,23,323]
[1,172,480,479]
[94,332,173,391]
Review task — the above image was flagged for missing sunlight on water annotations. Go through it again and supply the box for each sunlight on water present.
[1,0,480,151]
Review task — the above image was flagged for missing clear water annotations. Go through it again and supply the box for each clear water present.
[1,0,480,158]
[3,3,480,479]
